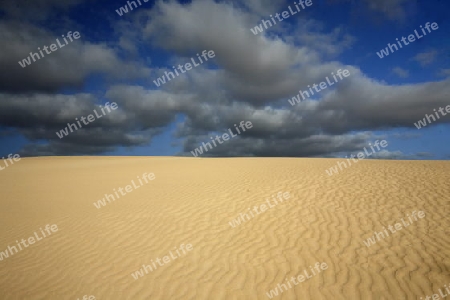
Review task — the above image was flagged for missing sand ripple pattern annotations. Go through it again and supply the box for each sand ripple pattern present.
[0,157,449,299]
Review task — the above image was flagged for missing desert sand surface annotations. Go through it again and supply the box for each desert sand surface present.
[0,157,449,300]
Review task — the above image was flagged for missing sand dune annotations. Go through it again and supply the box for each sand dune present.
[0,157,449,299]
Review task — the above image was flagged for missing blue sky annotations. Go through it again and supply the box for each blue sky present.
[0,0,449,158]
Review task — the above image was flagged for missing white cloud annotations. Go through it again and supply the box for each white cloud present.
[392,67,409,78]
[412,50,438,66]
[438,69,450,77]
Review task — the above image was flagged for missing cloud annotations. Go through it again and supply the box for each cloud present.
[179,70,450,156]
[231,0,287,16]
[370,150,433,159]
[287,20,356,58]
[438,69,450,77]
[328,0,416,23]
[392,67,409,78]
[141,0,354,106]
[363,0,414,21]
[0,0,447,158]
[0,21,151,93]
[412,50,438,66]
[0,92,163,156]
[0,0,84,21]
[390,132,422,140]
[181,131,377,157]
[11,64,443,157]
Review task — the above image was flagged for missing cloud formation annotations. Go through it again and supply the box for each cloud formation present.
[0,0,447,159]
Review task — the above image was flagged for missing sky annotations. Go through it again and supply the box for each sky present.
[0,0,449,159]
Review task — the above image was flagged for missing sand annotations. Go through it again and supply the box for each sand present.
[0,157,449,299]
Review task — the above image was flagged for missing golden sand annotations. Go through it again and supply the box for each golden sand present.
[0,157,449,299]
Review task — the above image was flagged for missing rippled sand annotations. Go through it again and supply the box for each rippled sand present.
[0,157,449,299]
